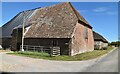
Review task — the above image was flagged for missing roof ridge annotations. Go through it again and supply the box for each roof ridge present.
[68,2,79,20]
[21,7,41,13]
[68,2,92,28]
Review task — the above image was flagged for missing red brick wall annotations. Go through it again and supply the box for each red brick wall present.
[70,22,94,56]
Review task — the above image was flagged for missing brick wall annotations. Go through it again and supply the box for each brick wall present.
[70,22,94,56]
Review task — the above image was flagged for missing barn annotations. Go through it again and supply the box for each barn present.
[2,9,35,49]
[93,31,108,49]
[2,2,94,56]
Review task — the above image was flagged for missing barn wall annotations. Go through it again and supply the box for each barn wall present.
[0,38,2,45]
[70,22,94,56]
[94,41,108,49]
[0,28,2,46]
[94,41,101,49]
[2,37,11,49]
[11,27,71,55]
[102,43,108,47]
[11,28,22,51]
[24,38,70,55]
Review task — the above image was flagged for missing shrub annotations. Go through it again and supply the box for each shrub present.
[101,47,107,50]
[94,47,107,50]
[94,48,100,50]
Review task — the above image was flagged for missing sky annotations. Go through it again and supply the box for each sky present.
[1,2,118,42]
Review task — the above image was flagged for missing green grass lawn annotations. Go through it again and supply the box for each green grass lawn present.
[7,46,115,61]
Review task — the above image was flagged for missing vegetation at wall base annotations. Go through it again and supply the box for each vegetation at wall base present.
[94,47,107,50]
[7,46,114,61]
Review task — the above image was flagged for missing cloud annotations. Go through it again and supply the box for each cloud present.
[93,7,108,12]
[92,7,117,15]
[106,11,117,15]
[93,11,117,15]
[77,7,117,16]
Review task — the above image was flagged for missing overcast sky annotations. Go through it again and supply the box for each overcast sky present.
[1,2,118,42]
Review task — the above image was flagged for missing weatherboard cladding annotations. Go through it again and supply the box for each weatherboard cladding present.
[93,31,108,43]
[24,2,92,38]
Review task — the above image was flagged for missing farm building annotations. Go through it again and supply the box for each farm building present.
[2,8,35,49]
[93,31,108,49]
[0,28,2,49]
[2,2,94,56]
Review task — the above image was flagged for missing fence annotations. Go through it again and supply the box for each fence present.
[20,45,60,56]
[20,45,51,53]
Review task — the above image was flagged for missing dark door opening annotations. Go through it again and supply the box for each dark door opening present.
[52,40,58,46]
[17,43,21,51]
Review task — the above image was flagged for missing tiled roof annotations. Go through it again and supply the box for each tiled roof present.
[24,2,92,38]
[2,2,92,38]
[93,31,108,43]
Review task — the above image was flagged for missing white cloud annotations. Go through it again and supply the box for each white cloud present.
[93,7,108,12]
[106,11,117,15]
[77,8,117,16]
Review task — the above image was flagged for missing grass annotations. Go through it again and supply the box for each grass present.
[7,46,114,61]
[0,49,10,52]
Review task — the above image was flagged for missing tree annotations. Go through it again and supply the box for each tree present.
[110,41,120,47]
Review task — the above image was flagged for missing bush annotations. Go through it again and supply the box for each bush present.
[94,45,100,50]
[101,47,107,50]
[94,48,100,50]
[94,47,107,50]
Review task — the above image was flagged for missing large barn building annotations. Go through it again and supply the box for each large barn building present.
[2,2,94,56]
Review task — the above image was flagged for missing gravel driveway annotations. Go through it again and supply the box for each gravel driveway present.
[0,47,118,72]
[0,52,97,72]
